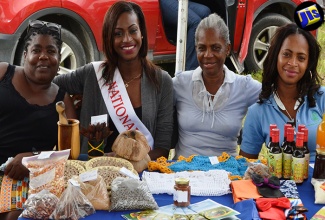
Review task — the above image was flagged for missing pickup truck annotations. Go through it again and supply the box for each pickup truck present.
[0,0,315,74]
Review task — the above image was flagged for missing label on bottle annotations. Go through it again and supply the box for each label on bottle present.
[173,189,188,203]
[304,153,310,179]
[268,153,282,178]
[282,153,292,179]
[292,157,305,183]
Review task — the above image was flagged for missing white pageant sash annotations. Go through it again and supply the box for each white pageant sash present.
[93,62,154,149]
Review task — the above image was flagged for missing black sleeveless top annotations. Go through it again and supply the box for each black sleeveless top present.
[0,64,65,164]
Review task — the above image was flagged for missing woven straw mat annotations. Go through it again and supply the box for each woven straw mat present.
[85,156,134,171]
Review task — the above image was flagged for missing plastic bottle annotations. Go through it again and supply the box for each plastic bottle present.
[291,132,305,184]
[282,127,295,179]
[316,114,325,150]
[266,124,277,151]
[268,128,282,178]
[301,128,310,180]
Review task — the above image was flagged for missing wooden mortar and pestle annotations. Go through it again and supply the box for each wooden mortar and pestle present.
[56,101,80,159]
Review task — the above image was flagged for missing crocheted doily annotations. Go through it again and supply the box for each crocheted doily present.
[142,170,231,196]
[148,152,266,180]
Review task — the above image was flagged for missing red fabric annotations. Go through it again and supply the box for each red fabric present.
[256,197,291,220]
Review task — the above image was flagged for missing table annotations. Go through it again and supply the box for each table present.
[19,165,324,220]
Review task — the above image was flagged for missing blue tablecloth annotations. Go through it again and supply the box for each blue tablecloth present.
[19,165,323,220]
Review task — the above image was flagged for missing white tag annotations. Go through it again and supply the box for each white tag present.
[79,169,98,182]
[209,156,219,165]
[68,179,80,187]
[91,114,107,125]
[119,167,140,180]
[37,151,54,159]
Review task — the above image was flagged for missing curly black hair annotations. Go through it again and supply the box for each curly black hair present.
[259,23,323,107]
[23,25,62,53]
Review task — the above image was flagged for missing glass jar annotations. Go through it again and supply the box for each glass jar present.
[313,149,325,179]
[173,177,191,207]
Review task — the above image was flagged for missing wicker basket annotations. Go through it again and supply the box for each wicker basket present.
[85,156,134,171]
[64,160,86,184]
[68,160,86,169]
[89,166,128,189]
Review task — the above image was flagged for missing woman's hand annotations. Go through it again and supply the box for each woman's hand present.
[4,152,32,180]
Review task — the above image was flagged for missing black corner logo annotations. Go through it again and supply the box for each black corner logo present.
[294,1,324,31]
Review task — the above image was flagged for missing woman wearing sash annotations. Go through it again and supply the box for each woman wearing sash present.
[53,1,173,160]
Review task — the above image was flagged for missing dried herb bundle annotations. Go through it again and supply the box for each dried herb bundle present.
[80,122,113,142]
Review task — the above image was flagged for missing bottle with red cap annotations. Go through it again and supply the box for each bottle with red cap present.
[268,128,282,178]
[267,124,277,151]
[301,128,310,180]
[281,124,292,148]
[282,127,295,179]
[291,132,305,184]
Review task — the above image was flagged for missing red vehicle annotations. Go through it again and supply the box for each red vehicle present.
[0,0,316,74]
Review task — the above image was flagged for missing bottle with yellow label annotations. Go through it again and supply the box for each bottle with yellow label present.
[291,132,305,184]
[282,127,295,179]
[268,128,282,178]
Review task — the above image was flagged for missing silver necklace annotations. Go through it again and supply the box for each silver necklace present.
[274,91,296,124]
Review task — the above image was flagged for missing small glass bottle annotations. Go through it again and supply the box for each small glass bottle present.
[266,124,277,151]
[291,132,305,184]
[173,178,191,207]
[301,128,310,180]
[281,124,292,149]
[268,128,282,178]
[282,127,295,179]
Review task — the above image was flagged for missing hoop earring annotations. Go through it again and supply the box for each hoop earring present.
[310,70,313,79]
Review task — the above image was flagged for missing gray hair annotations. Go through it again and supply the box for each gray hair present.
[195,13,230,45]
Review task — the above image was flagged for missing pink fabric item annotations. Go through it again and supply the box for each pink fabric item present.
[256,197,291,220]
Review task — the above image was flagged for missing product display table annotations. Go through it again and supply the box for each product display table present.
[19,165,323,220]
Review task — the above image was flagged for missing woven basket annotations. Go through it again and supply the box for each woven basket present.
[85,156,134,171]
[64,160,86,184]
[90,166,128,189]
[68,160,86,169]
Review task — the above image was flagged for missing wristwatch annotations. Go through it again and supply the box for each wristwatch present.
[32,147,40,155]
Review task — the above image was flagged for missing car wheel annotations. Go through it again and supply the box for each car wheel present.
[16,27,86,74]
[245,13,291,72]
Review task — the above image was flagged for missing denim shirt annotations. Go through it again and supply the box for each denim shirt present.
[241,87,325,161]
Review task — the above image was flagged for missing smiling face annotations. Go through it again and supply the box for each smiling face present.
[113,11,142,63]
[23,34,60,84]
[196,28,230,76]
[276,33,309,86]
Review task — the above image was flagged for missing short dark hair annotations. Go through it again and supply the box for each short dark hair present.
[259,23,322,107]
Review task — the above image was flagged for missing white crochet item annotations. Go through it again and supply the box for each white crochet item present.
[141,170,231,196]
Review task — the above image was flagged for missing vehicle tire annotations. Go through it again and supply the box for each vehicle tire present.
[15,27,86,74]
[245,13,291,72]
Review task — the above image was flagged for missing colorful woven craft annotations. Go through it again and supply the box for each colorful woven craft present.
[148,152,266,180]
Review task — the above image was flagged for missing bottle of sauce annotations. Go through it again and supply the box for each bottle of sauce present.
[313,114,325,179]
[173,178,191,207]
[281,124,292,149]
[266,124,277,151]
[301,128,310,180]
[268,128,282,178]
[282,127,295,179]
[291,132,305,184]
